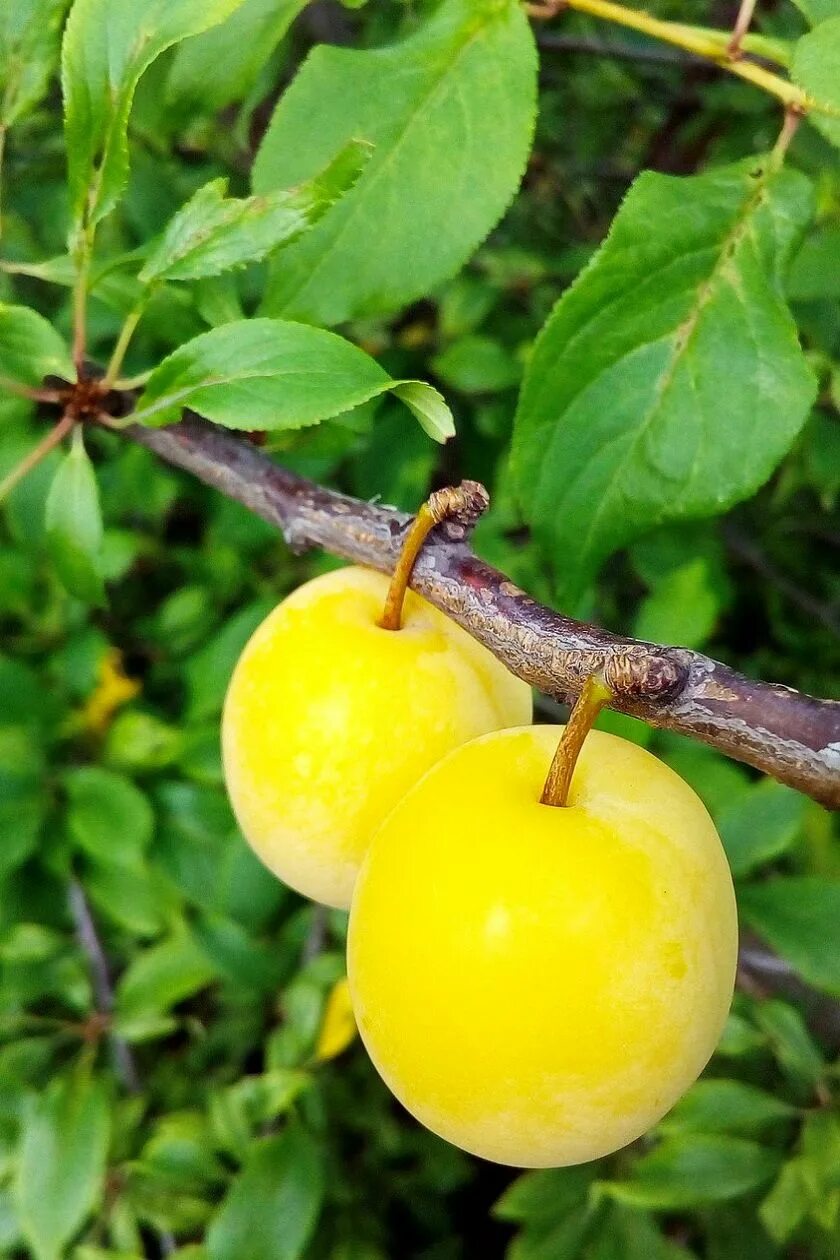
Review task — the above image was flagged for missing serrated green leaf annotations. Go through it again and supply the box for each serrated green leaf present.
[658,1080,796,1138]
[0,303,73,390]
[603,1135,781,1210]
[206,1122,324,1260]
[254,0,536,325]
[61,0,247,234]
[717,779,807,877]
[132,318,454,440]
[44,429,105,605]
[64,765,154,862]
[166,0,307,116]
[511,159,816,606]
[0,0,68,128]
[792,17,840,147]
[15,1074,110,1260]
[739,877,840,993]
[139,143,368,285]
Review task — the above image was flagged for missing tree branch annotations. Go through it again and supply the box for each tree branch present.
[126,415,840,810]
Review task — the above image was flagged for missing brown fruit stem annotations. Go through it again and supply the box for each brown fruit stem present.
[541,672,614,807]
[378,481,489,630]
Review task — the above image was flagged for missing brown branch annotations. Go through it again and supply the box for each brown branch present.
[125,414,840,810]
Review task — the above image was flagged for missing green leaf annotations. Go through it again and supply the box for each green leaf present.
[788,223,840,300]
[133,318,454,441]
[64,766,154,862]
[494,1166,594,1224]
[254,0,536,325]
[183,601,274,722]
[16,1074,110,1260]
[0,725,47,876]
[759,1160,811,1243]
[511,159,817,605]
[432,334,522,395]
[139,144,369,285]
[115,930,217,1018]
[603,1135,781,1210]
[508,1204,594,1260]
[44,429,105,605]
[717,779,807,877]
[206,1122,325,1260]
[791,0,840,24]
[61,0,247,233]
[658,1080,796,1138]
[0,303,74,389]
[0,0,68,128]
[632,558,720,650]
[792,16,840,147]
[166,0,307,116]
[753,999,825,1087]
[739,877,840,993]
[585,1203,684,1260]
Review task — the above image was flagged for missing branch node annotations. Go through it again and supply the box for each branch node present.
[603,650,688,703]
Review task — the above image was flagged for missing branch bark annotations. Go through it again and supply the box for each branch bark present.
[126,415,840,810]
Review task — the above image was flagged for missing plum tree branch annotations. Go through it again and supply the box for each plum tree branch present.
[125,414,840,810]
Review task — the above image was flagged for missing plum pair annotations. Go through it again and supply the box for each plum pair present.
[222,486,737,1168]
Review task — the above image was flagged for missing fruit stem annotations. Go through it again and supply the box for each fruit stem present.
[379,481,489,631]
[541,672,614,808]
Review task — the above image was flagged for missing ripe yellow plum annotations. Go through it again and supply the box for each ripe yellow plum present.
[348,725,738,1167]
[222,566,532,909]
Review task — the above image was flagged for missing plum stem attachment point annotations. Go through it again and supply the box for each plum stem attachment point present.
[379,481,489,631]
[541,672,614,808]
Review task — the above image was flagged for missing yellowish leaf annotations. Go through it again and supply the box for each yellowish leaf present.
[315,978,357,1062]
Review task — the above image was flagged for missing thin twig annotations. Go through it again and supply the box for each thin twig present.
[67,879,142,1094]
[529,0,826,115]
[124,415,840,809]
[724,524,840,639]
[0,412,74,502]
[728,0,758,57]
[301,905,328,965]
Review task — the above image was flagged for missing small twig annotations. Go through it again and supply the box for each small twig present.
[103,303,147,390]
[0,374,64,403]
[301,905,328,965]
[724,524,840,639]
[0,412,74,502]
[772,105,804,164]
[528,0,826,115]
[67,879,141,1094]
[727,0,758,58]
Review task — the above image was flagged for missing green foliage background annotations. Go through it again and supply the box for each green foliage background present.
[1,0,839,1256]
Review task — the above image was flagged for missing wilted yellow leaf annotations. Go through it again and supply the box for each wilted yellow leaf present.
[315,977,357,1062]
[79,647,140,733]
